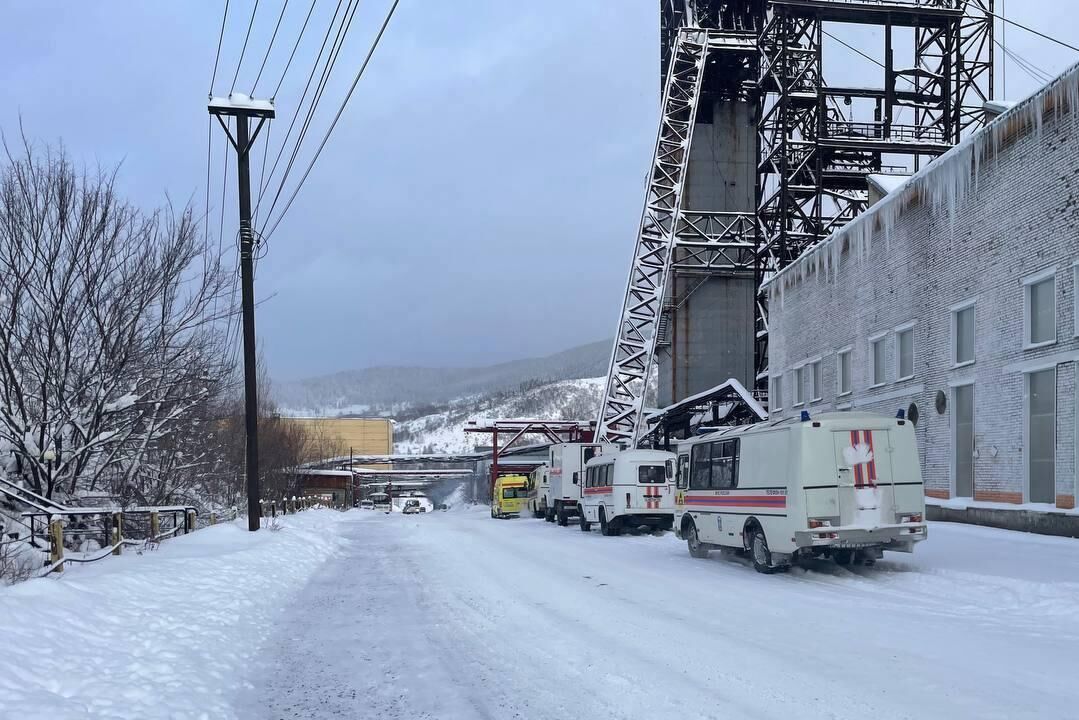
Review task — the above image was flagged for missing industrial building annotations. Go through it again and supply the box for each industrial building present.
[766,63,1079,532]
[282,417,393,462]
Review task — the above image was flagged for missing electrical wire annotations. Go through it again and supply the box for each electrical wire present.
[254,0,347,208]
[984,7,1079,54]
[261,0,402,243]
[273,0,319,99]
[230,0,262,94]
[251,0,290,95]
[995,40,1053,85]
[210,0,231,94]
[258,0,361,225]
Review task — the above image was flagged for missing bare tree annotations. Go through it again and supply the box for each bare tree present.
[0,140,231,500]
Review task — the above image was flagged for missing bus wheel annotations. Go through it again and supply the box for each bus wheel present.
[557,506,568,526]
[832,549,854,566]
[578,509,591,532]
[686,521,709,558]
[750,529,777,574]
[599,508,618,536]
[544,506,554,523]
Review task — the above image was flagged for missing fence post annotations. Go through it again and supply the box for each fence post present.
[112,512,123,556]
[150,510,160,540]
[210,511,217,526]
[271,501,277,518]
[49,517,64,573]
[186,509,196,533]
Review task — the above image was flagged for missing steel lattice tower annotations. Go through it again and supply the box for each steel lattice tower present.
[597,1,993,445]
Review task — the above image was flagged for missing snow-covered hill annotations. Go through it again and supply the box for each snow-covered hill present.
[393,377,605,454]
[275,340,611,416]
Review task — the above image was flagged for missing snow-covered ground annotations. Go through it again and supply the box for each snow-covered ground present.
[4,509,1076,719]
[247,510,1079,720]
[0,510,354,719]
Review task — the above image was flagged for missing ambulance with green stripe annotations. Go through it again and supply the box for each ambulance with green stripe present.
[673,411,927,573]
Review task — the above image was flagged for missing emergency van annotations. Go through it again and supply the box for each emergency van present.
[673,411,927,573]
[547,442,615,526]
[528,465,550,519]
[491,474,529,519]
[578,449,676,535]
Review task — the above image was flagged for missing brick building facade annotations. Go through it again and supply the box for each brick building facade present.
[765,63,1079,513]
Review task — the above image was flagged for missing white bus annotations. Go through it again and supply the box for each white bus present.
[527,465,549,519]
[547,442,615,526]
[673,411,927,573]
[578,449,676,535]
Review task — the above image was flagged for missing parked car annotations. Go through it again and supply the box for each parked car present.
[402,499,424,515]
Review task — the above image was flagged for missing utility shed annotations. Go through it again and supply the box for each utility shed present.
[764,62,1079,536]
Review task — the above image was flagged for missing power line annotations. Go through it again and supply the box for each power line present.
[262,0,403,243]
[273,0,319,99]
[210,0,231,94]
[252,0,345,208]
[985,7,1079,54]
[230,0,262,94]
[258,0,361,225]
[251,0,290,95]
[995,39,1052,85]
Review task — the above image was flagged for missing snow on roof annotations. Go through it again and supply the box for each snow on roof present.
[763,58,1079,293]
[867,173,912,196]
[296,469,353,478]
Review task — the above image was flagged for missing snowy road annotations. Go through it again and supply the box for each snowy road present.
[247,509,1079,720]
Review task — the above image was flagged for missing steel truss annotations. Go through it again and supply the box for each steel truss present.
[600,1,993,445]
[598,28,760,446]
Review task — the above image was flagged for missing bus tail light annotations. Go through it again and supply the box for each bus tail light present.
[901,513,923,524]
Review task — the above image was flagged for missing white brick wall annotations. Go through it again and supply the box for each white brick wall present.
[767,100,1079,508]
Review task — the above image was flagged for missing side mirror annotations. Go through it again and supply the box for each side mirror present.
[572,472,579,485]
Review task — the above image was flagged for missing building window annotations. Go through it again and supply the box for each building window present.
[838,348,852,397]
[1028,368,1056,504]
[952,302,975,366]
[810,360,822,401]
[896,325,915,381]
[954,383,975,499]
[870,335,887,387]
[793,367,805,406]
[771,375,782,413]
[1074,264,1079,337]
[1024,271,1056,348]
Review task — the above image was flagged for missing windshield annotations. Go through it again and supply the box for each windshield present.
[638,465,666,484]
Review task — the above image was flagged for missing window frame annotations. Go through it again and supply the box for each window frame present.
[837,346,853,398]
[793,365,805,407]
[1023,268,1057,350]
[809,358,823,402]
[1074,262,1079,339]
[894,322,916,382]
[869,332,888,389]
[770,374,783,413]
[950,299,977,368]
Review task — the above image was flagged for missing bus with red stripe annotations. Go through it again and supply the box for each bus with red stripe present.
[673,412,926,573]
[578,450,676,536]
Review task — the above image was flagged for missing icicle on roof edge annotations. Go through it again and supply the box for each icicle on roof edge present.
[762,58,1079,294]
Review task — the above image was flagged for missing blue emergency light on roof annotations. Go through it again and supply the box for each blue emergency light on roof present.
[896,409,906,419]
[800,410,811,422]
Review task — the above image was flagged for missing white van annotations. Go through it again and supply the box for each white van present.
[547,443,615,526]
[673,411,927,573]
[578,449,676,535]
[528,465,550,519]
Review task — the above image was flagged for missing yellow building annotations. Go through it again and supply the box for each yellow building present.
[283,417,393,463]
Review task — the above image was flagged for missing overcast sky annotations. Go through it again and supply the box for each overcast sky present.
[1,1,1076,380]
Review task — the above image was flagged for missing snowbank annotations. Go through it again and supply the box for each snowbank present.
[0,510,354,719]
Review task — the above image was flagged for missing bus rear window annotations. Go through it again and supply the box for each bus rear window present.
[502,488,526,499]
[638,465,666,484]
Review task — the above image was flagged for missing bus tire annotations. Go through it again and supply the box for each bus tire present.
[832,549,854,566]
[749,528,777,574]
[599,508,618,536]
[578,508,591,532]
[544,506,555,523]
[685,520,709,558]
[557,506,568,526]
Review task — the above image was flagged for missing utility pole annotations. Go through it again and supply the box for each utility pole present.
[208,94,275,531]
